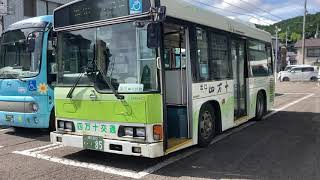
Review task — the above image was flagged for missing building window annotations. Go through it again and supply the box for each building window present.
[307,48,320,57]
[24,0,37,17]
[46,1,62,15]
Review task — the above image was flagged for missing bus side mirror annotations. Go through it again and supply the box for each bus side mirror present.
[147,23,161,48]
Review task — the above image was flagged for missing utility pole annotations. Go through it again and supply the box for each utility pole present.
[286,26,289,47]
[302,0,307,65]
[316,24,319,38]
[275,26,280,80]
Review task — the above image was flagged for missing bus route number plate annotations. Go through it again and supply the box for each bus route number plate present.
[83,135,104,151]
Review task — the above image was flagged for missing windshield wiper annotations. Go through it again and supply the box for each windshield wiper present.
[98,69,124,100]
[66,69,86,99]
[66,61,97,99]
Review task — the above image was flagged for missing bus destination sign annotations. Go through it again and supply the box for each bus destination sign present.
[54,0,151,28]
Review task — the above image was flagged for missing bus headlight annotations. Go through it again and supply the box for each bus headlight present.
[118,126,146,138]
[136,128,146,137]
[65,122,74,131]
[57,120,74,132]
[58,121,65,130]
[124,127,134,137]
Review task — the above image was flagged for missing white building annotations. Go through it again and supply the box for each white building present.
[295,39,320,65]
[0,0,74,34]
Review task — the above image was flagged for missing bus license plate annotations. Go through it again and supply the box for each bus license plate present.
[83,135,104,151]
[5,115,14,122]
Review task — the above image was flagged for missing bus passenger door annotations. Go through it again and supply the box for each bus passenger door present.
[231,39,247,119]
[162,23,192,152]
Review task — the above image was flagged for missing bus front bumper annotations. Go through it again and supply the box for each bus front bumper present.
[50,132,164,158]
[0,111,49,128]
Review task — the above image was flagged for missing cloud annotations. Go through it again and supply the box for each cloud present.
[185,0,320,25]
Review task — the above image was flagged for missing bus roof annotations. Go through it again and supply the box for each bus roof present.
[52,0,271,42]
[6,15,53,32]
[161,0,272,42]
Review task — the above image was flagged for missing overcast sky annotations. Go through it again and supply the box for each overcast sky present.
[185,0,320,25]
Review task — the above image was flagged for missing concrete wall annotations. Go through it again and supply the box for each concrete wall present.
[296,47,320,65]
[2,0,74,33]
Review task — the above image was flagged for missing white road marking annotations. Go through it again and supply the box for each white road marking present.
[12,93,314,179]
[263,93,314,120]
[32,144,64,154]
[22,144,60,153]
[0,146,3,148]
[281,92,314,95]
[0,128,10,132]
[14,149,147,179]
[137,149,201,178]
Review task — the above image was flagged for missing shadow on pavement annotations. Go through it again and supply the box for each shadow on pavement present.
[40,110,320,179]
[151,111,320,180]
[4,128,50,142]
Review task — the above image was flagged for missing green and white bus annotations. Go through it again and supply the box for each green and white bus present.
[51,0,275,158]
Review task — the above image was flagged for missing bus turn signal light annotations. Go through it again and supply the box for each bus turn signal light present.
[153,125,163,141]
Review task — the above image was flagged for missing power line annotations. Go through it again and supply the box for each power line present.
[193,0,273,25]
[216,0,278,23]
[237,0,283,21]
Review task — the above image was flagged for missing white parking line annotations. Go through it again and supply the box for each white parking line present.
[264,93,314,120]
[12,93,314,179]
[0,146,3,148]
[22,144,59,153]
[0,128,10,132]
[13,149,143,179]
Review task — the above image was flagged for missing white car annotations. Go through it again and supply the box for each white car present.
[280,66,319,82]
[278,65,312,80]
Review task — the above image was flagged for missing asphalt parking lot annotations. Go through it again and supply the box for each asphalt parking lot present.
[0,82,319,180]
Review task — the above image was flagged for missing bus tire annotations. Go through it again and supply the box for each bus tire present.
[255,92,266,121]
[198,104,216,147]
[49,109,56,131]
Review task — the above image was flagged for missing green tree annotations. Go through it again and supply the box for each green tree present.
[290,32,302,42]
[278,32,287,42]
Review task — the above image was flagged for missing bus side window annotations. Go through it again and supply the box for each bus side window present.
[196,27,209,81]
[47,31,57,84]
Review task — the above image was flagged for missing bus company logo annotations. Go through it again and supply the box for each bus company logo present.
[38,83,48,94]
[76,122,117,135]
[199,81,230,95]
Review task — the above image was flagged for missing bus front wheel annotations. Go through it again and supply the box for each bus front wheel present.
[198,104,216,147]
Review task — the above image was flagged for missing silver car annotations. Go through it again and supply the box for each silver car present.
[280,66,319,82]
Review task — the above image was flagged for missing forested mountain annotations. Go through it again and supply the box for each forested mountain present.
[256,12,320,43]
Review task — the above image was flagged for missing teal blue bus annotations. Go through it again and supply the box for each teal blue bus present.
[0,16,57,129]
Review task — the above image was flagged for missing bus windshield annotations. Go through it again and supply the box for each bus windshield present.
[0,28,43,79]
[57,21,158,93]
